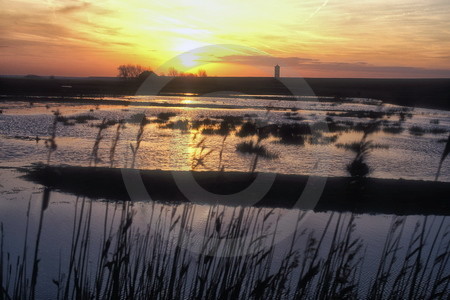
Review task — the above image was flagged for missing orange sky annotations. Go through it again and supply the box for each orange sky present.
[1,0,450,78]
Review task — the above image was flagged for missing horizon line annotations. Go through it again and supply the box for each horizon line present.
[2,74,450,80]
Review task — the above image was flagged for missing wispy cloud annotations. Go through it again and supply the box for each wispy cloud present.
[205,55,317,66]
[212,55,450,78]
[55,2,92,14]
[1,0,450,76]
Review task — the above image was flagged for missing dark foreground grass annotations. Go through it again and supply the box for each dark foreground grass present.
[0,189,449,299]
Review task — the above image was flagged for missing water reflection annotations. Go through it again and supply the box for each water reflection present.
[1,96,450,298]
[1,98,449,181]
[0,186,448,299]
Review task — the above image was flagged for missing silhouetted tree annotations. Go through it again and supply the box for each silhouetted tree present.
[197,69,207,77]
[117,64,151,79]
[167,67,179,77]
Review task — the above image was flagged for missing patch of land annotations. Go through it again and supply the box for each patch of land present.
[1,76,450,110]
[23,165,450,216]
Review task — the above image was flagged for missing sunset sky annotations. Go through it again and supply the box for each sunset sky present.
[1,0,450,77]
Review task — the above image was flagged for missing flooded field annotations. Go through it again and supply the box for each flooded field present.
[0,168,448,299]
[1,95,449,181]
[0,95,449,299]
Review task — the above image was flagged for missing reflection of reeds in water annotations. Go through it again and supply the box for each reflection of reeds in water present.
[1,190,448,299]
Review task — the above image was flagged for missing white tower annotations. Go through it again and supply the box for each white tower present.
[274,64,280,78]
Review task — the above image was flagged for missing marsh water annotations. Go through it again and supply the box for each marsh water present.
[1,95,449,181]
[0,95,449,299]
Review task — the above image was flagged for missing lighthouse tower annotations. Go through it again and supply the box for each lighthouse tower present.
[274,64,280,78]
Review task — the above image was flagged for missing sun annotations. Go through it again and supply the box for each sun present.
[179,52,199,68]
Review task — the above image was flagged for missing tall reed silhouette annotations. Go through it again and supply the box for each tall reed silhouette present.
[339,121,381,179]
[236,118,278,173]
[89,119,107,167]
[435,134,450,181]
[45,110,60,165]
[1,194,449,299]
[109,120,125,168]
[130,117,149,169]
[218,135,228,171]
[191,137,214,170]
[30,188,50,300]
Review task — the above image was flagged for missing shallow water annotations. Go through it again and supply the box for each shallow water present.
[0,169,448,299]
[0,96,449,298]
[0,96,449,181]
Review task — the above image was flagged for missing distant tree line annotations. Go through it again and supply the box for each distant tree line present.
[167,67,208,77]
[166,67,207,77]
[117,64,208,79]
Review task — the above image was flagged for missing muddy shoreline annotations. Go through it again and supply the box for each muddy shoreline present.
[23,165,450,216]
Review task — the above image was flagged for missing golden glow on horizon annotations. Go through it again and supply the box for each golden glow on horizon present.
[1,0,450,77]
[181,99,196,104]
